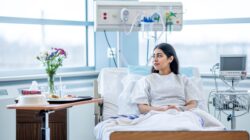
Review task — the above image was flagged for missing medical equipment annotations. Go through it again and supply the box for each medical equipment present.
[94,1,182,32]
[209,56,250,130]
[212,90,250,129]
[219,54,247,80]
[94,1,183,67]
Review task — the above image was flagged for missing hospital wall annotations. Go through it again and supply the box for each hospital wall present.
[95,32,139,70]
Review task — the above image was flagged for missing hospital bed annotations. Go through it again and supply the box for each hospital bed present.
[94,67,249,140]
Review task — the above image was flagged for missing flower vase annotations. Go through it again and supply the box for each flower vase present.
[48,74,56,95]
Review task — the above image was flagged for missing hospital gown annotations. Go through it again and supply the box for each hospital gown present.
[131,72,201,107]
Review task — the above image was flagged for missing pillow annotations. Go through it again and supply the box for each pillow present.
[180,67,200,78]
[128,65,151,76]
[180,67,206,111]
[117,74,141,115]
[117,65,151,115]
[97,68,128,120]
[98,68,127,97]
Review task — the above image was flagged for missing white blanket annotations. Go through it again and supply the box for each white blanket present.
[94,108,225,140]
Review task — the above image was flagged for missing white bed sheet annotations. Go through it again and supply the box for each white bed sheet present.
[94,108,225,140]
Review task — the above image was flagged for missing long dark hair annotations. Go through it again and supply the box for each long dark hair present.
[151,43,179,74]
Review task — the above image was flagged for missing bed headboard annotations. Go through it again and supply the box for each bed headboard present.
[94,67,206,123]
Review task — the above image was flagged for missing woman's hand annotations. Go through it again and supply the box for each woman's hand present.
[155,105,181,111]
[167,105,181,111]
[138,104,171,113]
[155,105,169,111]
[138,104,183,114]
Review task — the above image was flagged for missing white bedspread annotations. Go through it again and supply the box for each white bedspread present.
[94,108,225,140]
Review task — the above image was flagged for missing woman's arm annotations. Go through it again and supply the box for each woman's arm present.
[138,100,197,113]
[138,104,169,114]
[181,100,197,111]
[165,100,198,112]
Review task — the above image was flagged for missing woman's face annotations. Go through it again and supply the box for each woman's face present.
[152,48,173,72]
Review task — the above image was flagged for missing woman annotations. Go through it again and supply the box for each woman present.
[131,43,200,114]
[94,44,225,138]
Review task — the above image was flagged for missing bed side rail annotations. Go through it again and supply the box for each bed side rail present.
[94,79,103,125]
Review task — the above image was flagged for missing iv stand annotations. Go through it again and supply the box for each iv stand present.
[229,79,236,130]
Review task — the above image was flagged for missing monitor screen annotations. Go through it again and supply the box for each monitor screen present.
[220,55,247,71]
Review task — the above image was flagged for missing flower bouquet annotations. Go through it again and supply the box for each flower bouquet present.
[37,48,67,95]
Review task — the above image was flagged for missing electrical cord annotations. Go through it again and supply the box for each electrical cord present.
[213,93,250,118]
[221,79,235,90]
[221,109,249,118]
[123,13,142,35]
[210,63,219,93]
[207,63,219,114]
[207,90,216,114]
[146,38,150,65]
[156,10,165,41]
[104,30,118,68]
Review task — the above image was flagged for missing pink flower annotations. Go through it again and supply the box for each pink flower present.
[55,48,67,57]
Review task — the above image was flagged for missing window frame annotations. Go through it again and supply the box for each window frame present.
[139,17,250,77]
[0,0,95,80]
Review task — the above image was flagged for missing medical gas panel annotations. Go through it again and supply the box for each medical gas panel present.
[94,1,183,32]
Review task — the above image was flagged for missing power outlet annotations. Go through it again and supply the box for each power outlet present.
[120,8,129,22]
[107,48,116,58]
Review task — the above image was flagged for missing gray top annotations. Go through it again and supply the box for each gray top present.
[131,72,200,107]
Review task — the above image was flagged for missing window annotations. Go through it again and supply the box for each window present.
[0,0,94,72]
[0,0,85,20]
[139,0,250,73]
[166,24,250,73]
